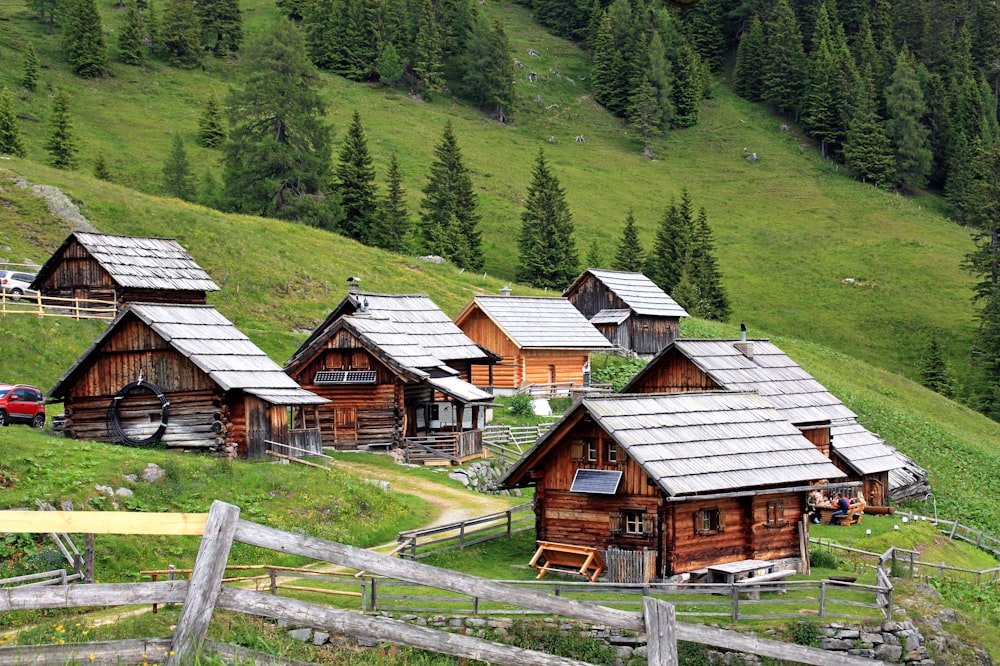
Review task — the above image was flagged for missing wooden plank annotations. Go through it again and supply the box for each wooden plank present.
[644,597,678,666]
[0,637,174,666]
[0,581,188,611]
[218,587,591,666]
[0,510,210,535]
[166,501,240,666]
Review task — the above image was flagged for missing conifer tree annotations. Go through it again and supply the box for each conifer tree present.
[885,45,932,192]
[645,191,692,294]
[414,0,444,97]
[22,42,40,91]
[419,122,483,270]
[586,238,606,270]
[0,87,27,158]
[684,206,730,321]
[800,6,844,157]
[372,152,411,253]
[93,153,111,180]
[162,133,196,201]
[45,92,78,169]
[375,42,404,85]
[734,14,765,102]
[335,111,378,243]
[197,95,226,148]
[843,68,895,188]
[63,0,108,78]
[196,0,242,56]
[627,73,662,156]
[647,30,674,131]
[516,149,578,290]
[613,210,645,272]
[160,0,203,68]
[671,43,700,128]
[222,20,335,227]
[762,0,806,116]
[119,0,146,66]
[919,330,953,397]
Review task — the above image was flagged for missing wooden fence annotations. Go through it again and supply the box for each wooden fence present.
[518,382,612,398]
[0,502,883,666]
[481,423,553,468]
[812,539,1000,585]
[402,430,484,464]
[893,510,1000,560]
[395,503,535,559]
[0,291,116,320]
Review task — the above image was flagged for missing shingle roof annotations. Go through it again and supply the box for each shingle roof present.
[36,232,219,292]
[292,292,490,367]
[460,296,614,350]
[625,339,906,475]
[504,391,845,497]
[565,269,689,317]
[50,304,325,405]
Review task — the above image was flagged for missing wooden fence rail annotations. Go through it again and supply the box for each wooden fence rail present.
[0,291,117,320]
[0,502,881,666]
[395,503,535,559]
[892,510,1000,560]
[812,538,1000,584]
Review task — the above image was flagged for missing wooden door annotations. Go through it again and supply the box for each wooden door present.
[333,407,358,448]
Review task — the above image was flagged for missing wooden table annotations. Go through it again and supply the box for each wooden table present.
[706,559,776,584]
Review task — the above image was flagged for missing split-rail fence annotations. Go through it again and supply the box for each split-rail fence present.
[0,501,884,666]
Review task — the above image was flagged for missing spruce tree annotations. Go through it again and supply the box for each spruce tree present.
[734,14,765,102]
[613,210,645,272]
[645,191,692,294]
[414,0,444,97]
[160,0,203,68]
[419,122,484,270]
[372,152,411,253]
[93,152,111,180]
[45,92,78,169]
[0,87,27,158]
[885,45,932,192]
[118,0,146,66]
[515,149,579,290]
[762,0,806,116]
[843,68,895,188]
[685,206,730,321]
[196,0,242,55]
[222,20,336,227]
[919,330,953,397]
[627,73,662,156]
[586,238,606,269]
[671,43,700,128]
[800,6,843,157]
[63,0,108,78]
[162,133,196,201]
[335,111,378,243]
[22,42,40,91]
[375,42,404,86]
[197,95,226,148]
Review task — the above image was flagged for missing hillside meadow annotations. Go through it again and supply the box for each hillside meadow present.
[0,0,983,390]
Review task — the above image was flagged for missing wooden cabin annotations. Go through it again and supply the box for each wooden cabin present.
[48,303,326,458]
[454,295,614,393]
[563,269,688,357]
[294,290,499,384]
[285,314,493,452]
[31,232,219,309]
[622,338,929,506]
[500,392,846,579]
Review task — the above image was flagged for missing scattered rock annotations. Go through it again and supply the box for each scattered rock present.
[287,628,312,642]
[142,463,166,483]
[115,487,134,497]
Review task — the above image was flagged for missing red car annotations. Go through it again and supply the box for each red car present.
[0,384,46,428]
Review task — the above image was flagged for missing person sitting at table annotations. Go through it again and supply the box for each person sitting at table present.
[807,489,824,523]
[829,493,851,524]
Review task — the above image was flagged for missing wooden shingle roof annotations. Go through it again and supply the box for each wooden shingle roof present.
[35,232,219,292]
[50,304,325,405]
[503,391,845,497]
[565,269,689,317]
[625,339,905,475]
[457,296,614,350]
[292,292,491,367]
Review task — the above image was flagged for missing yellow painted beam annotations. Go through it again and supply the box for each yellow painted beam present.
[0,511,210,535]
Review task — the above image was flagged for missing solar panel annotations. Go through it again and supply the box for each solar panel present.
[570,469,622,494]
[314,370,377,384]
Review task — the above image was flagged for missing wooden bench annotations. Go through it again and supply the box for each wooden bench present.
[833,502,865,526]
[734,568,796,598]
[529,540,606,582]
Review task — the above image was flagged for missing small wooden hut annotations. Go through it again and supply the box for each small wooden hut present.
[285,313,493,451]
[500,391,846,578]
[563,269,688,356]
[454,295,613,393]
[622,338,928,506]
[48,303,326,458]
[31,232,219,308]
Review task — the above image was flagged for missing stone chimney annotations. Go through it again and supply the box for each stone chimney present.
[347,276,361,294]
[734,322,754,359]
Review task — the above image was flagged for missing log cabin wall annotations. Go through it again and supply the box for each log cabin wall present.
[460,309,519,388]
[244,395,283,458]
[595,322,630,351]
[564,274,618,318]
[748,492,805,562]
[522,350,592,387]
[627,315,680,356]
[288,339,403,450]
[799,426,831,458]
[564,275,679,355]
[663,497,748,575]
[629,351,721,393]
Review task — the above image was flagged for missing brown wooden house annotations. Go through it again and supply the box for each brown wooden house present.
[285,313,493,451]
[454,295,614,393]
[48,303,326,458]
[31,232,219,309]
[563,269,688,357]
[621,337,929,506]
[500,391,846,578]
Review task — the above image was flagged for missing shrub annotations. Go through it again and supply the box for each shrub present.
[809,548,838,569]
[507,392,534,417]
[789,620,820,646]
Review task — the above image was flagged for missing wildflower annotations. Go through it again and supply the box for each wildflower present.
[89,655,95,662]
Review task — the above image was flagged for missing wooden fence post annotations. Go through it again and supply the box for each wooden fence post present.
[644,597,678,666]
[166,501,240,666]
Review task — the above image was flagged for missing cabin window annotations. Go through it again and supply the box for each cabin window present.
[572,438,597,462]
[766,501,787,528]
[607,441,618,464]
[694,508,725,535]
[610,509,654,537]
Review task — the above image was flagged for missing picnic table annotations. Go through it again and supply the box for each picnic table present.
[705,559,776,584]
